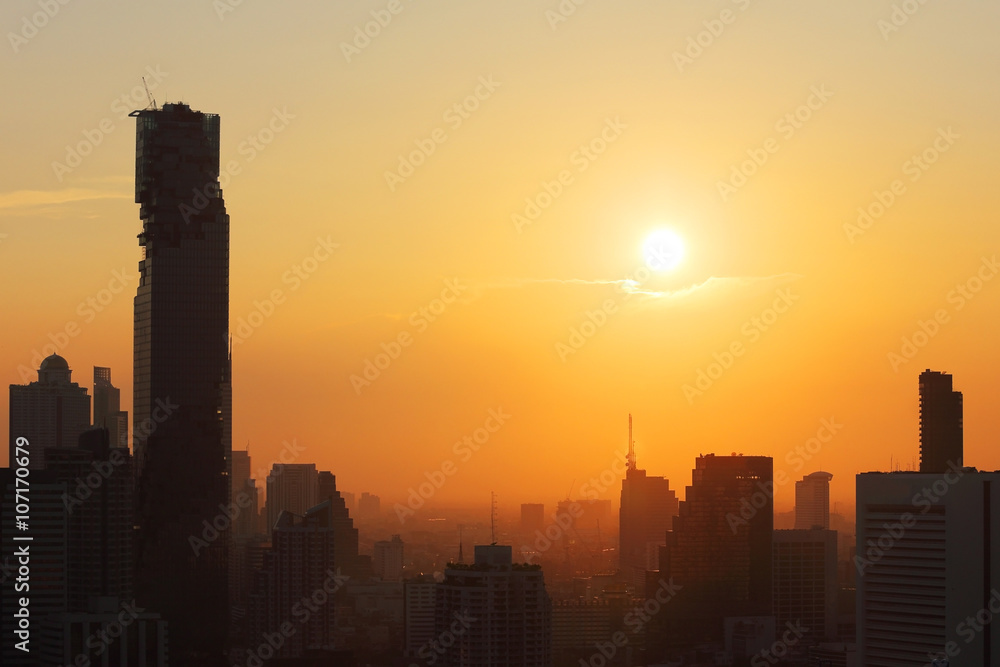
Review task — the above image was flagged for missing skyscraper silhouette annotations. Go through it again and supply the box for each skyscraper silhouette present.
[919,369,963,473]
[794,471,833,530]
[131,102,231,665]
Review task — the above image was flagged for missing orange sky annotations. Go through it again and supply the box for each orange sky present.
[2,0,1000,516]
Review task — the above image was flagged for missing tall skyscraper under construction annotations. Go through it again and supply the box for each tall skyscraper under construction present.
[131,102,231,665]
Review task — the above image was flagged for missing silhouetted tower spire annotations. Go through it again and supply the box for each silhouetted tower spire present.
[627,414,636,472]
[458,525,464,564]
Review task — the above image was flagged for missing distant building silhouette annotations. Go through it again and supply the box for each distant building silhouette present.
[794,471,833,529]
[434,545,551,666]
[316,470,367,575]
[249,502,342,659]
[266,462,318,532]
[358,491,381,521]
[619,419,678,594]
[231,448,259,539]
[131,102,232,665]
[9,353,90,469]
[520,503,545,535]
[919,369,963,472]
[93,366,128,449]
[773,529,838,642]
[660,454,773,647]
[374,534,404,581]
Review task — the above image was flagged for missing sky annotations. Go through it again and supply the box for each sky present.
[2,0,999,517]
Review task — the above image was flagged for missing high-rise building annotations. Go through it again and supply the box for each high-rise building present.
[231,448,258,538]
[316,470,367,575]
[919,369,963,473]
[46,428,134,609]
[249,501,341,658]
[93,366,128,449]
[660,454,773,646]
[434,545,552,666]
[521,503,545,536]
[131,102,232,664]
[404,576,438,657]
[619,418,678,593]
[856,470,999,666]
[358,491,381,521]
[265,462,318,532]
[773,529,838,642]
[374,534,404,581]
[795,471,833,530]
[9,353,91,469]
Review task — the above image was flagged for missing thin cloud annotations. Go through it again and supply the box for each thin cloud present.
[0,188,131,211]
[481,273,802,300]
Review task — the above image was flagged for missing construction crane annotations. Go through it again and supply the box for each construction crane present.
[142,77,157,110]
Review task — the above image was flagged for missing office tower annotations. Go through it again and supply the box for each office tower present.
[0,470,69,666]
[795,471,833,530]
[374,534,404,581]
[521,503,545,535]
[248,501,340,659]
[93,366,129,449]
[39,598,169,667]
[316,470,366,575]
[358,491,381,521]
[131,102,232,664]
[434,545,551,666]
[404,576,438,657]
[661,454,773,645]
[619,418,678,593]
[919,369,963,473]
[265,462,318,531]
[343,491,356,512]
[46,428,134,609]
[231,448,258,538]
[773,529,838,642]
[9,353,91,469]
[856,470,1000,666]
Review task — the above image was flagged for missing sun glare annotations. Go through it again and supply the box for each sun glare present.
[643,229,685,272]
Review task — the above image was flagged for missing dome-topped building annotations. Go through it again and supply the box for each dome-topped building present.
[9,354,90,469]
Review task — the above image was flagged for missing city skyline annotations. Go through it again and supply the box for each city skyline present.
[3,1,1000,513]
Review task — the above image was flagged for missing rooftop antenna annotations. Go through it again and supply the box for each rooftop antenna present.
[142,77,157,110]
[458,524,464,563]
[627,414,636,472]
[490,492,497,545]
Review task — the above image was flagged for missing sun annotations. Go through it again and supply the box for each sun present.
[642,229,685,272]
